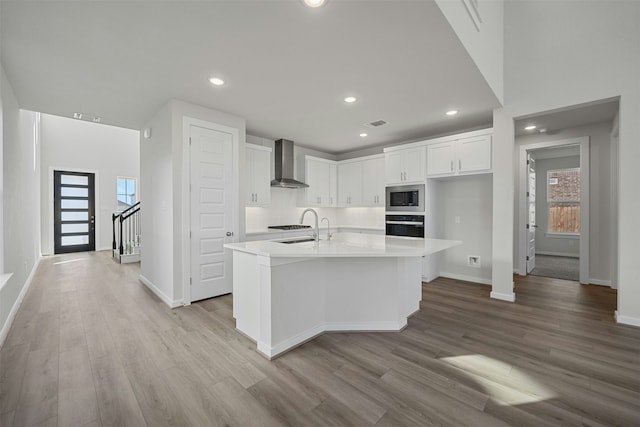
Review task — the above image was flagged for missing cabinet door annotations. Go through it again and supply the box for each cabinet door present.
[457,135,492,173]
[385,151,404,184]
[338,161,362,206]
[328,163,337,207]
[427,142,455,176]
[362,157,385,206]
[252,147,271,205]
[403,147,426,182]
[306,158,330,206]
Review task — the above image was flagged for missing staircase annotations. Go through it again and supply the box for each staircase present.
[112,202,141,263]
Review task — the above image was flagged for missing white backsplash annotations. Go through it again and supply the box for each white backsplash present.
[245,187,385,231]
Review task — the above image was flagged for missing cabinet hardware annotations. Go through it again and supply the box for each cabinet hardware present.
[450,160,453,172]
[459,159,461,170]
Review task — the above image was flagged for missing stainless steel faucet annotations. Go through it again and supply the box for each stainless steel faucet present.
[300,208,319,243]
[321,217,332,240]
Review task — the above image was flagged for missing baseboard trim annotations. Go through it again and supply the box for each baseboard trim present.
[615,311,640,328]
[138,274,182,308]
[535,251,579,258]
[440,272,492,285]
[0,257,42,349]
[589,278,612,287]
[490,290,516,302]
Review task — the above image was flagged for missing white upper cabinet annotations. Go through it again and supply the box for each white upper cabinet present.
[338,160,363,206]
[385,146,426,184]
[361,155,385,207]
[302,156,337,207]
[426,131,492,177]
[245,144,272,206]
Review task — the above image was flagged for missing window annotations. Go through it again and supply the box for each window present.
[117,177,136,211]
[547,168,580,234]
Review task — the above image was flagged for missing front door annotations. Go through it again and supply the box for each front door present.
[189,125,234,302]
[54,170,96,254]
[526,154,536,273]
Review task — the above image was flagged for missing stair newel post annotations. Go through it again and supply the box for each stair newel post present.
[112,213,117,251]
[119,214,124,256]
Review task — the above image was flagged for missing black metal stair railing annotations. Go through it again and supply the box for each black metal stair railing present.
[112,202,141,260]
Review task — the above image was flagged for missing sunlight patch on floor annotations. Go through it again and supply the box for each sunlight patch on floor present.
[440,354,558,406]
[53,258,85,265]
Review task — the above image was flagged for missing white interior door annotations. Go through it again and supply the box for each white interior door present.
[526,153,536,273]
[190,125,234,301]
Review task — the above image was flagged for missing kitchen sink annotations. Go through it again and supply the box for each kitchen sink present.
[278,238,317,244]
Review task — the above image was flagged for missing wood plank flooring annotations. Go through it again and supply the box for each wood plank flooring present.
[1,251,639,426]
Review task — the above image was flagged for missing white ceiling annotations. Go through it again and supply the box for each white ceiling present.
[514,99,619,137]
[1,0,501,154]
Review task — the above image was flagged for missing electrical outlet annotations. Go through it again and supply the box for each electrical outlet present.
[467,255,481,268]
[455,216,460,224]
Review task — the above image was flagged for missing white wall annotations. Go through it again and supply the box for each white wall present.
[514,122,613,285]
[140,101,174,305]
[39,114,139,254]
[1,64,41,344]
[533,155,580,258]
[435,0,504,103]
[431,175,493,284]
[498,0,640,322]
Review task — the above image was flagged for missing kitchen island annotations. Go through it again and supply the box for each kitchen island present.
[224,233,460,358]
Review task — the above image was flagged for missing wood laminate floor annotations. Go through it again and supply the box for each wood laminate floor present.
[1,251,639,426]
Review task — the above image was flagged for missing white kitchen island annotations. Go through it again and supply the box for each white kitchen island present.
[224,233,460,359]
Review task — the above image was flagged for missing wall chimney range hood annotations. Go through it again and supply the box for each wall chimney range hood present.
[271,139,309,188]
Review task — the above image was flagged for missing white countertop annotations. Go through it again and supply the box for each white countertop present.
[225,232,460,258]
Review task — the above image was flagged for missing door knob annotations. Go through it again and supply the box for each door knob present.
[226,232,234,237]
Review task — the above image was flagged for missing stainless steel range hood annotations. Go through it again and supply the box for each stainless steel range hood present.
[271,139,309,188]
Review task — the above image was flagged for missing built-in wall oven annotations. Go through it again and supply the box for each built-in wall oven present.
[385,214,425,238]
[385,184,424,212]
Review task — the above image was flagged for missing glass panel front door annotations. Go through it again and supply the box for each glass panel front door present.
[54,171,96,254]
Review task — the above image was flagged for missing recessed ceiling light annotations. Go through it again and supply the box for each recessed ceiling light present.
[209,77,225,86]
[524,125,537,130]
[303,0,326,7]
[344,96,357,103]
[538,128,547,133]
[446,110,458,116]
[359,133,368,137]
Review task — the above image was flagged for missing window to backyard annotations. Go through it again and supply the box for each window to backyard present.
[547,168,580,234]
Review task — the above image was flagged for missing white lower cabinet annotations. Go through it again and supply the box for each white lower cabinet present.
[245,144,272,206]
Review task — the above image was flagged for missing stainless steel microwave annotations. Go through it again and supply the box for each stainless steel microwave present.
[385,184,424,212]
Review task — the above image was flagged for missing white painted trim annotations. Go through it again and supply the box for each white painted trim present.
[439,272,492,285]
[47,166,101,255]
[256,319,408,359]
[615,311,640,328]
[0,258,41,349]
[589,279,612,287]
[518,137,590,284]
[490,290,516,302]
[535,251,579,258]
[138,274,181,308]
[182,117,240,305]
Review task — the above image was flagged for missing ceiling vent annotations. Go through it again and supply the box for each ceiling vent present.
[366,120,387,128]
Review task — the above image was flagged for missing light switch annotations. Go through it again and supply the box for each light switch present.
[455,216,461,224]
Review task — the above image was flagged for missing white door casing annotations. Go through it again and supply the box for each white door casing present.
[189,124,234,302]
[526,153,536,273]
[518,137,589,284]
